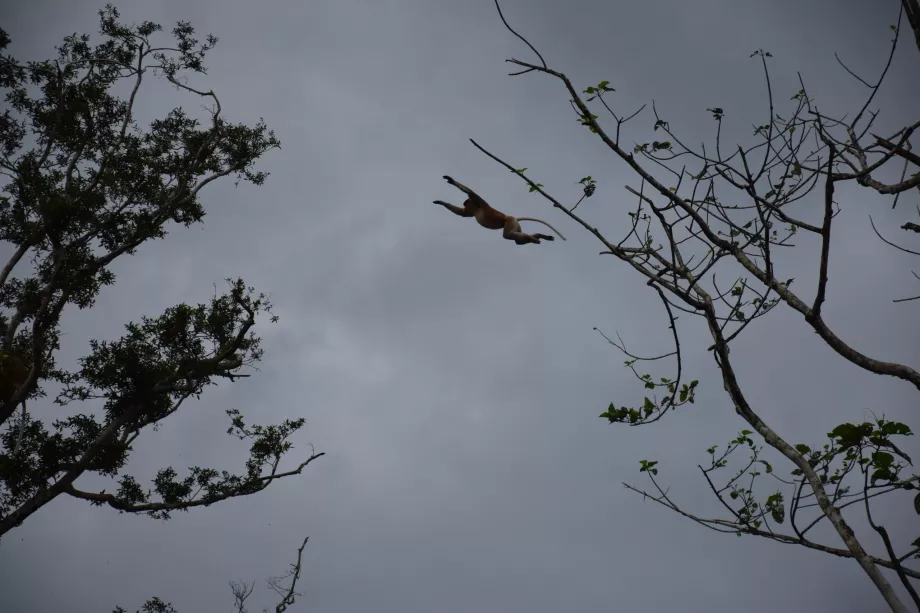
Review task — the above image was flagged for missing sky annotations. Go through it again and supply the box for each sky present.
[1,0,919,611]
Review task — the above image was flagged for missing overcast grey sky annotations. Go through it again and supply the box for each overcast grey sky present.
[1,0,919,611]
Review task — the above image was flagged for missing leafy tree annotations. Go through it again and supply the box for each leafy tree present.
[467,1,920,611]
[0,5,323,539]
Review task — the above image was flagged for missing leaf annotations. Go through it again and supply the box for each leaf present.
[871,468,893,484]
[915,493,920,515]
[829,423,872,446]
[880,421,912,436]
[872,451,894,469]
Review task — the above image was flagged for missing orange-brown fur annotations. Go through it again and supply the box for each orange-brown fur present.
[433,176,565,245]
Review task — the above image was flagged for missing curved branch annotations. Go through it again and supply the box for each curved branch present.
[63,452,325,513]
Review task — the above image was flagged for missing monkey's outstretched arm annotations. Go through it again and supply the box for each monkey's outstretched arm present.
[516,217,566,241]
[433,200,473,217]
[442,176,489,207]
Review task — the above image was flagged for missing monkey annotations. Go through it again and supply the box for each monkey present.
[433,175,566,245]
[0,352,29,457]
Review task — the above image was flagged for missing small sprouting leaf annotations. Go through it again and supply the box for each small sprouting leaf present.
[794,444,811,455]
[770,504,784,524]
[639,459,659,475]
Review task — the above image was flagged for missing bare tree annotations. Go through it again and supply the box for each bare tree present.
[114,535,310,613]
[454,1,920,611]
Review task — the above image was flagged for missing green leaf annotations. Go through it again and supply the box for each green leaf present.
[829,423,872,446]
[880,421,912,436]
[915,493,920,515]
[872,451,894,469]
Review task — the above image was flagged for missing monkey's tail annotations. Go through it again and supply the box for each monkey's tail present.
[12,399,26,457]
[517,217,567,241]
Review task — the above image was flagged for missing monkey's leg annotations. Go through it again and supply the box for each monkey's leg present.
[531,233,555,241]
[502,218,539,244]
[433,200,474,218]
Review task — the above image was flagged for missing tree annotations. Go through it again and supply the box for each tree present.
[0,5,323,539]
[463,1,920,611]
[112,535,311,613]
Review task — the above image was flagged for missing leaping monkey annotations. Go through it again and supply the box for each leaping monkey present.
[433,175,565,245]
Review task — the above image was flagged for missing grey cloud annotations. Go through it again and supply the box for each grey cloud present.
[1,0,917,611]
